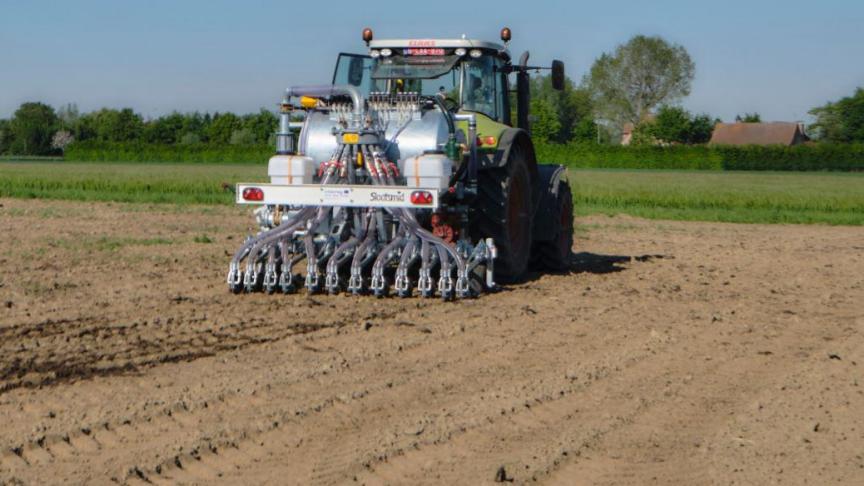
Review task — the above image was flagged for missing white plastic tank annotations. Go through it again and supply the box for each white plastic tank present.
[399,153,453,190]
[268,155,315,185]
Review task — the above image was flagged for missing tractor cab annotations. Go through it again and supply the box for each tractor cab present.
[333,30,564,133]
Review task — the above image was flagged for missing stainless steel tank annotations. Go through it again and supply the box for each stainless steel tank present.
[298,109,453,165]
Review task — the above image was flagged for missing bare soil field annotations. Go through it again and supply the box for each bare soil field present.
[0,198,862,485]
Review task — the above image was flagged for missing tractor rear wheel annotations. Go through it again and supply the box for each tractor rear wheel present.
[532,179,573,271]
[472,145,533,282]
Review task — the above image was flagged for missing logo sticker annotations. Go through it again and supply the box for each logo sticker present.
[370,191,406,203]
[408,39,436,47]
[321,188,351,203]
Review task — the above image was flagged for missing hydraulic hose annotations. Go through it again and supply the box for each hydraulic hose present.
[303,206,332,270]
[429,95,456,137]
[372,231,406,278]
[327,208,373,274]
[230,144,343,270]
[364,143,467,276]
[349,214,379,291]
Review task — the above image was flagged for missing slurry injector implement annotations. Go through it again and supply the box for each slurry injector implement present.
[228,27,574,299]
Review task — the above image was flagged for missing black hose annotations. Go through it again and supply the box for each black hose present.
[428,95,456,137]
[425,96,468,186]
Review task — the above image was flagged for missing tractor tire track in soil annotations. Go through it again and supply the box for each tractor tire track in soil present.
[1,198,862,485]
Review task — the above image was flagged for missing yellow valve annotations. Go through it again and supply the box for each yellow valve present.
[299,96,318,108]
[356,150,364,167]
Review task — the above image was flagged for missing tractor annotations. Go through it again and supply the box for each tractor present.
[228,27,574,299]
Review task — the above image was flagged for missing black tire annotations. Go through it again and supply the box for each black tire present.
[471,145,534,282]
[533,180,574,271]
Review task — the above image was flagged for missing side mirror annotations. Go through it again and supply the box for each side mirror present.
[551,60,565,91]
[348,57,365,87]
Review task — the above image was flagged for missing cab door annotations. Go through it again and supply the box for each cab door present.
[332,53,376,96]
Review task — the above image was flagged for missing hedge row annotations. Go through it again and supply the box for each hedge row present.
[536,144,724,170]
[0,155,64,162]
[65,141,272,164]
[717,144,864,171]
[61,141,864,171]
[538,143,864,171]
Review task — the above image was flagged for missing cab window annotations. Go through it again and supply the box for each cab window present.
[333,53,381,96]
[461,56,501,120]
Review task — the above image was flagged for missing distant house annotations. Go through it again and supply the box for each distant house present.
[621,122,636,146]
[709,122,810,146]
[620,114,656,146]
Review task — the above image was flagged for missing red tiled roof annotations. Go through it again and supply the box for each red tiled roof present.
[709,122,808,146]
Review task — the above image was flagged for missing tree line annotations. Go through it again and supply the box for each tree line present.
[0,103,279,156]
[2,33,864,156]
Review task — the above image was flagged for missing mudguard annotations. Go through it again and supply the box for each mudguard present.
[479,128,540,210]
[532,163,569,243]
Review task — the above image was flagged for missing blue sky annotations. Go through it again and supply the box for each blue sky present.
[1,0,862,122]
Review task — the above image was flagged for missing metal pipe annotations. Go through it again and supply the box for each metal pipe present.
[417,240,434,295]
[371,231,406,293]
[394,237,419,295]
[303,206,331,291]
[348,214,379,293]
[326,209,373,293]
[286,84,363,118]
[276,95,294,155]
[453,113,478,181]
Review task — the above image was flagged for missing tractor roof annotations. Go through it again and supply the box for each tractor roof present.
[369,38,507,53]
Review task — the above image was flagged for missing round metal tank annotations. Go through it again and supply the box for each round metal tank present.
[298,110,452,165]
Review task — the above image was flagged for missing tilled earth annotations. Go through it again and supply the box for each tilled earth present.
[0,198,862,485]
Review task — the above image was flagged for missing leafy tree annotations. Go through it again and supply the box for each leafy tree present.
[180,112,206,141]
[179,132,202,145]
[229,128,257,145]
[206,113,242,144]
[143,112,185,144]
[57,103,81,131]
[584,35,695,129]
[9,102,59,155]
[528,97,561,143]
[242,109,278,144]
[809,88,864,142]
[735,113,762,123]
[571,117,601,144]
[0,119,10,154]
[688,114,716,144]
[633,105,717,145]
[530,74,594,143]
[647,106,691,143]
[81,108,143,142]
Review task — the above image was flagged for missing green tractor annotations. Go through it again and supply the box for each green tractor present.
[229,27,573,299]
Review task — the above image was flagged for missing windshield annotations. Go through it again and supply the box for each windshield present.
[334,52,504,120]
[372,55,461,80]
[366,54,460,99]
